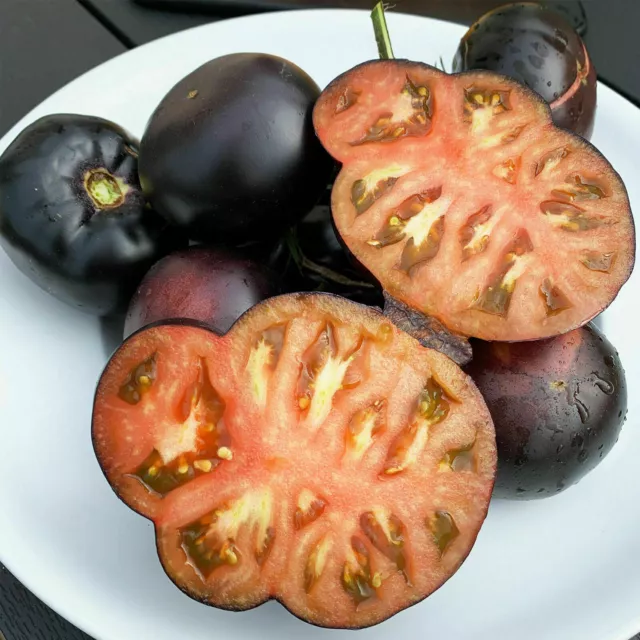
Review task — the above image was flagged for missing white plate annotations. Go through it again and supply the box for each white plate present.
[0,8,639,640]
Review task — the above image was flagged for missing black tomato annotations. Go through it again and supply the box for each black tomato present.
[465,324,627,499]
[452,2,597,139]
[124,245,281,338]
[0,114,184,316]
[281,193,384,308]
[138,53,335,244]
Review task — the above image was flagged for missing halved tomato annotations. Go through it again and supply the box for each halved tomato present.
[93,293,496,628]
[313,61,635,341]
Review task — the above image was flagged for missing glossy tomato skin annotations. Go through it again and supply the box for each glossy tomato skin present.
[0,114,185,316]
[124,245,281,337]
[465,324,626,499]
[282,199,384,307]
[139,53,335,244]
[453,3,597,139]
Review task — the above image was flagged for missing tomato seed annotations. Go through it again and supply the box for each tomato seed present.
[194,459,213,473]
[216,447,233,461]
[118,353,157,405]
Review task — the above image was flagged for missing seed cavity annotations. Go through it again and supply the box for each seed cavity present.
[181,516,241,579]
[580,250,616,273]
[429,510,459,557]
[246,325,286,407]
[131,358,227,495]
[535,147,570,177]
[294,490,328,530]
[383,378,451,475]
[439,440,476,472]
[479,124,527,149]
[298,324,365,430]
[367,187,452,273]
[180,489,274,579]
[118,354,157,405]
[492,158,518,184]
[342,537,378,605]
[540,200,612,232]
[540,278,572,316]
[400,216,445,272]
[335,87,360,114]
[551,174,608,202]
[368,188,442,248]
[464,87,511,134]
[344,400,386,462]
[360,509,408,581]
[255,526,276,566]
[351,76,432,145]
[459,205,495,260]
[351,166,406,215]
[474,229,533,317]
[305,535,333,593]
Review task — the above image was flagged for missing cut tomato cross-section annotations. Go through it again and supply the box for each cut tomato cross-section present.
[313,61,635,341]
[93,293,496,629]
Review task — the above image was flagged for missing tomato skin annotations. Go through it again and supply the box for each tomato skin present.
[124,245,281,338]
[452,3,597,140]
[313,59,635,342]
[92,292,496,629]
[280,199,385,308]
[138,54,335,244]
[0,114,185,315]
[465,323,627,499]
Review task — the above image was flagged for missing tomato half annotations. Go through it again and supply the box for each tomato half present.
[93,293,496,629]
[313,60,635,341]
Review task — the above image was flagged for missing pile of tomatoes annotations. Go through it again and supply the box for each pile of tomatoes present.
[0,2,632,630]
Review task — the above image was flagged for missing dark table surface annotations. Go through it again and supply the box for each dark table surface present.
[1,1,639,638]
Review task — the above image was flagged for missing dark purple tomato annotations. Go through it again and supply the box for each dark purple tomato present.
[452,3,597,139]
[282,197,384,308]
[0,114,185,316]
[465,323,627,499]
[124,245,280,338]
[138,53,335,244]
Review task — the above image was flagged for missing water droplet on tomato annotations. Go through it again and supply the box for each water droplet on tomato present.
[593,374,614,395]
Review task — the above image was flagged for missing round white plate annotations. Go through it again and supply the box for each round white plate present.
[0,9,638,640]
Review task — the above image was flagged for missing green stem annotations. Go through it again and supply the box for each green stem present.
[371,2,395,60]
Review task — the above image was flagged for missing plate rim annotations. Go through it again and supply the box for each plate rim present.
[0,8,639,640]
